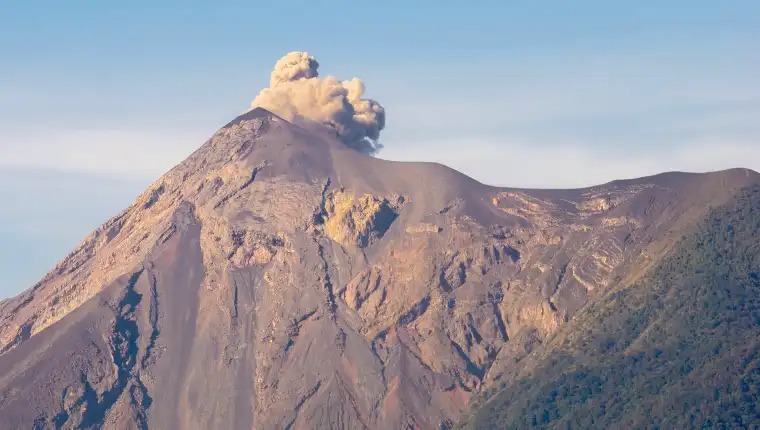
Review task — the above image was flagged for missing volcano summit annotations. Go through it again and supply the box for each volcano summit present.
[1,54,759,429]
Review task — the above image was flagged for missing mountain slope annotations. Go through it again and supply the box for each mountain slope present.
[0,108,758,429]
[461,184,760,429]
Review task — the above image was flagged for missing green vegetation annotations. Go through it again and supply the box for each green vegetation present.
[465,185,760,429]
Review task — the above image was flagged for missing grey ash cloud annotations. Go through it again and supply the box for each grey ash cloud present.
[251,52,386,155]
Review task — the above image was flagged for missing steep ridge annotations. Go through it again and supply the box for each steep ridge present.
[461,183,760,429]
[0,108,758,428]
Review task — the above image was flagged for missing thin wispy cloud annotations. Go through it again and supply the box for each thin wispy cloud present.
[383,138,760,189]
[0,128,205,179]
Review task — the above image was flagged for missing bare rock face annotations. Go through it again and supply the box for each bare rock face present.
[320,190,401,248]
[0,107,758,429]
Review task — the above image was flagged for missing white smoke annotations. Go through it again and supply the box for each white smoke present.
[251,52,386,154]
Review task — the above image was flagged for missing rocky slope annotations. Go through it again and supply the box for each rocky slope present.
[460,183,760,429]
[0,108,758,429]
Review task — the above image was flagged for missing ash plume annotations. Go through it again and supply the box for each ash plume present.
[251,52,386,155]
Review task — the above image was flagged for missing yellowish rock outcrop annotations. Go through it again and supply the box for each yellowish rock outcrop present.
[322,190,399,248]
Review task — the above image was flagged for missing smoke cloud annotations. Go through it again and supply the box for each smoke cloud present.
[251,52,386,154]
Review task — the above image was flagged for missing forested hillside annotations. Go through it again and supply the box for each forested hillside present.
[464,184,760,429]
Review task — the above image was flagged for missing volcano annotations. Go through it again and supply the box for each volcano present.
[0,108,758,429]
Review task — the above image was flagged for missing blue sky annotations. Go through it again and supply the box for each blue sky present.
[1,1,759,297]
